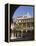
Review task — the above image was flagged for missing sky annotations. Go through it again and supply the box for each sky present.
[12,6,33,20]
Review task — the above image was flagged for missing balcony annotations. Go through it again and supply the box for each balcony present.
[15,26,34,31]
[16,19,33,23]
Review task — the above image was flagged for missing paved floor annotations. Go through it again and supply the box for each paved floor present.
[10,30,34,42]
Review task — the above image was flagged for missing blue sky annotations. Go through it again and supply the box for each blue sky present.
[12,6,33,18]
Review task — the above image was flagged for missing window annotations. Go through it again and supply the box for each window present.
[19,20,21,22]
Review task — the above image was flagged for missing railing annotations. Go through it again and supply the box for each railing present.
[15,27,34,31]
[17,20,33,23]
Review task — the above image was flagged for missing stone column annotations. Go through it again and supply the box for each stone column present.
[21,29,23,37]
[11,32,14,39]
[26,22,27,32]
